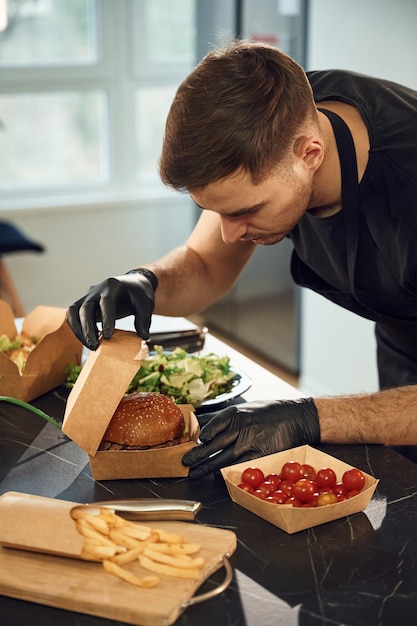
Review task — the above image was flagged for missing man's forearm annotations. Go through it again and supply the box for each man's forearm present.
[144,245,232,317]
[315,384,417,445]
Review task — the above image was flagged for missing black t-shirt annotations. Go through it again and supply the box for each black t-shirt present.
[289,70,417,389]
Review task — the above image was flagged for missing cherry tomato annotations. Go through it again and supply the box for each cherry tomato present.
[316,467,337,490]
[302,463,317,479]
[241,467,265,489]
[256,480,275,497]
[346,489,360,499]
[281,461,304,483]
[286,496,302,507]
[342,468,366,492]
[237,482,254,494]
[280,480,295,497]
[265,473,282,490]
[271,489,289,504]
[253,489,268,499]
[265,495,280,504]
[293,478,316,502]
[333,482,348,497]
[310,493,320,507]
[316,491,338,506]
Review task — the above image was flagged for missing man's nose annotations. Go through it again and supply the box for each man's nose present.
[219,216,246,244]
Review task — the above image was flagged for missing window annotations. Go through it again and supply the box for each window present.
[0,0,196,205]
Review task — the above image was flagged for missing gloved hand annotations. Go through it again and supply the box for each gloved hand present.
[66,268,158,350]
[182,398,320,479]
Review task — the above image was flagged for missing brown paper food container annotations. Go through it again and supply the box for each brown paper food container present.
[62,330,199,480]
[0,299,83,402]
[0,492,84,558]
[221,445,379,534]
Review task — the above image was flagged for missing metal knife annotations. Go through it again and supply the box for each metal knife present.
[88,498,202,521]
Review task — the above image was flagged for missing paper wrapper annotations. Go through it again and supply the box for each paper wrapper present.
[0,492,84,558]
[221,445,379,534]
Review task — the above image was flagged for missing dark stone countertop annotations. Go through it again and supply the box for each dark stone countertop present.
[1,383,417,626]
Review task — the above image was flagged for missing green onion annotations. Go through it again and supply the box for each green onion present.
[0,396,62,430]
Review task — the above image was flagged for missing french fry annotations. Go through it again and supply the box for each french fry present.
[103,559,159,588]
[99,508,127,528]
[76,519,117,548]
[83,513,110,535]
[143,546,205,569]
[139,554,202,580]
[110,546,145,565]
[81,544,119,560]
[147,542,201,556]
[109,528,143,550]
[154,529,186,544]
[120,524,153,541]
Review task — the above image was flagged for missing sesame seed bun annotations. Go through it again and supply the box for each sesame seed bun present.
[101,392,187,450]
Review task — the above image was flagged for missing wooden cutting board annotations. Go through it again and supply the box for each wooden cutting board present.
[0,520,237,626]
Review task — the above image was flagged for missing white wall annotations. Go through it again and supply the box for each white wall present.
[300,0,417,395]
[0,194,195,312]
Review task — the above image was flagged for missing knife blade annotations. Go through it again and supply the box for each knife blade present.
[88,498,202,521]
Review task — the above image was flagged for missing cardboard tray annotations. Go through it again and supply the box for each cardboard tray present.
[221,445,379,534]
[0,492,236,626]
[0,299,82,401]
[62,330,199,480]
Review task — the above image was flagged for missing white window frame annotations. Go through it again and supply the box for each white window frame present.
[0,0,194,213]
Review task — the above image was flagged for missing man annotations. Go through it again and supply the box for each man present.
[67,41,417,478]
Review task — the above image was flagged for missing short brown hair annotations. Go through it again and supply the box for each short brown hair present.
[159,40,316,191]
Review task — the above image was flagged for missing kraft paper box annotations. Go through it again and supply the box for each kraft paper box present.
[0,299,83,402]
[221,445,379,534]
[62,330,199,480]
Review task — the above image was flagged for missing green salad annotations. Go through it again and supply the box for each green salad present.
[66,345,237,406]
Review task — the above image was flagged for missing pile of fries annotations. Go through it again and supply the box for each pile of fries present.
[70,506,205,589]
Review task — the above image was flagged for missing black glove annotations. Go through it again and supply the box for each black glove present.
[66,268,158,350]
[182,398,320,479]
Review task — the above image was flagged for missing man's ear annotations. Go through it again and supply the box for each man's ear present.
[294,135,324,173]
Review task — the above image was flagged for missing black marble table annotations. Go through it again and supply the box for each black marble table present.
[1,341,417,626]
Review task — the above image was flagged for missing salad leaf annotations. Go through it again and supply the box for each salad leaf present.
[66,345,237,405]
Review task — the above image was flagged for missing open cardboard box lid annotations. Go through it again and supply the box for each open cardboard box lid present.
[0,299,83,401]
[62,330,143,457]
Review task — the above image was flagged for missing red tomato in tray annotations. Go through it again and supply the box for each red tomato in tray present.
[316,467,337,490]
[333,482,348,497]
[280,480,295,498]
[302,463,317,479]
[238,482,254,494]
[281,461,304,483]
[271,490,289,505]
[342,468,366,492]
[256,480,276,498]
[347,489,361,499]
[286,496,302,507]
[293,478,316,502]
[241,467,265,489]
[265,473,282,490]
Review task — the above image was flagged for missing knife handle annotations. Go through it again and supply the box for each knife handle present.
[90,499,202,521]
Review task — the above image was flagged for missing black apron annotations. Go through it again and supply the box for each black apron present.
[291,108,417,461]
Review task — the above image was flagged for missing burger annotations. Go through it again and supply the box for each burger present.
[99,392,190,451]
